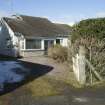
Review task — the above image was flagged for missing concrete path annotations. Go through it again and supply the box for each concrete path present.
[21,56,75,81]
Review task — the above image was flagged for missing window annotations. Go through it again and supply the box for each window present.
[26,39,41,49]
[56,39,63,44]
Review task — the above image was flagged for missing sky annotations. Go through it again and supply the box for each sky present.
[0,0,105,25]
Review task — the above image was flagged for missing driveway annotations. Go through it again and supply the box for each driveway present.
[21,56,72,80]
[0,57,53,94]
[21,56,105,105]
[0,56,105,105]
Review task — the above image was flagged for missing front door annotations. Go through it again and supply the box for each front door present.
[44,40,54,54]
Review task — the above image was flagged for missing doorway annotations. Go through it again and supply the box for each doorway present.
[44,40,54,55]
[56,39,60,44]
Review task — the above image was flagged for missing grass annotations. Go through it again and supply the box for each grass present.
[26,76,60,97]
[62,71,82,88]
[52,71,82,88]
[0,76,63,105]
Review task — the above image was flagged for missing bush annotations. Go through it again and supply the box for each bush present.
[71,18,105,43]
[69,18,105,82]
[48,44,68,62]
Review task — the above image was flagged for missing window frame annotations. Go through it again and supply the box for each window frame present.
[26,39,42,50]
[56,38,63,45]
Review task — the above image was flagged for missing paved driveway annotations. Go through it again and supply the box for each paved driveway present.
[21,56,105,105]
[21,56,71,79]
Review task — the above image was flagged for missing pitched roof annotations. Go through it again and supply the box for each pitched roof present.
[3,15,71,38]
[55,23,72,34]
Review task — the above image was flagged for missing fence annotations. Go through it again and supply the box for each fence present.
[72,46,86,85]
[72,46,103,85]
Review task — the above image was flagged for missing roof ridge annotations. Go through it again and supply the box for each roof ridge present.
[2,14,71,37]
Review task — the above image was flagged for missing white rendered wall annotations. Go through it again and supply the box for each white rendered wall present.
[56,37,68,47]
[4,19,18,47]
[62,38,68,47]
[41,39,44,50]
[0,19,19,57]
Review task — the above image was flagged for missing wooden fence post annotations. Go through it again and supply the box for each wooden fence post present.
[72,46,86,85]
[78,46,86,84]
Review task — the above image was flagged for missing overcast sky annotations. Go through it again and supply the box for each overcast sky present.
[0,0,105,25]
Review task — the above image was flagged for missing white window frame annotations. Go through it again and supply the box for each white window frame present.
[25,38,42,50]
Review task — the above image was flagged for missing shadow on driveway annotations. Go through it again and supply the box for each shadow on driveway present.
[0,57,53,95]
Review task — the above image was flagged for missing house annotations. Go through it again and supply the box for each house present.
[0,15,71,57]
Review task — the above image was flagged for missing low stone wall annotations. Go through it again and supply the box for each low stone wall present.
[20,50,45,57]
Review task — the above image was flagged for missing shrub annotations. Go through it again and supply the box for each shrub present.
[69,18,105,82]
[48,44,68,62]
